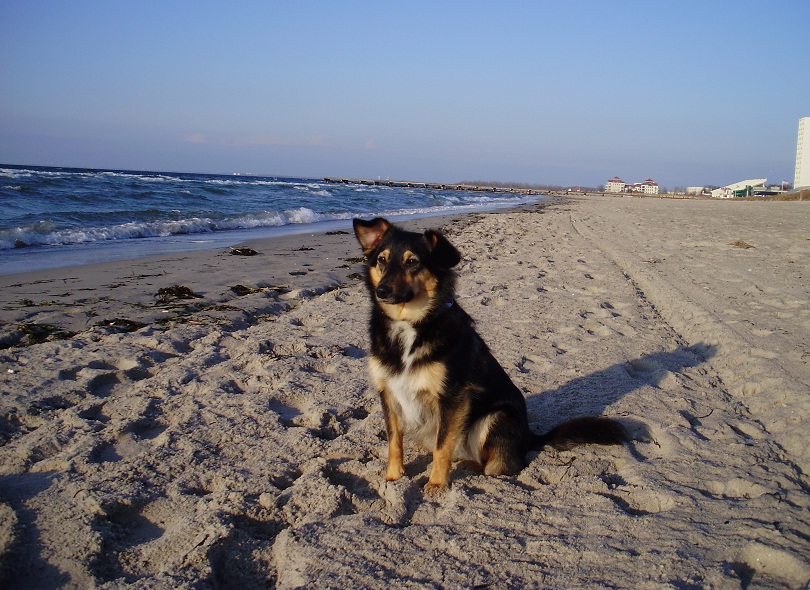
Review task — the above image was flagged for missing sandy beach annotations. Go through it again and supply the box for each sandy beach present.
[1,195,808,589]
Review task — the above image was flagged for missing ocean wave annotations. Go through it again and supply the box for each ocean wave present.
[0,167,257,187]
[0,207,353,250]
[0,166,544,257]
[0,167,328,198]
[3,203,466,250]
[1,168,37,179]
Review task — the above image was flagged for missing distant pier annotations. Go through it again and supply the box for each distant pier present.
[322,178,714,199]
[323,178,547,196]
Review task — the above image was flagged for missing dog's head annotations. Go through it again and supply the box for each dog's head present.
[353,217,461,321]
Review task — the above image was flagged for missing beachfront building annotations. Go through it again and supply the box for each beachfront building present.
[710,179,767,199]
[605,177,625,193]
[795,117,810,189]
[605,176,659,194]
[634,179,660,195]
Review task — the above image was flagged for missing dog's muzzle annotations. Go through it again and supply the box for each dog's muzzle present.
[375,284,414,304]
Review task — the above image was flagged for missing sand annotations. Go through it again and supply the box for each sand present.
[1,195,808,589]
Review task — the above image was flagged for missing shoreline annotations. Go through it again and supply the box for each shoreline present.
[2,189,802,278]
[0,195,547,277]
[1,195,808,588]
[0,204,546,346]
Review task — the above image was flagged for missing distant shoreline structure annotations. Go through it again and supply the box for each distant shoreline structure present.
[325,177,808,201]
[323,177,547,195]
[324,177,703,199]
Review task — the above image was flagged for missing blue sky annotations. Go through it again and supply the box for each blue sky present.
[2,1,808,188]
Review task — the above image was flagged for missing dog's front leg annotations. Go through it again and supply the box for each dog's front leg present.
[426,396,469,491]
[380,389,404,481]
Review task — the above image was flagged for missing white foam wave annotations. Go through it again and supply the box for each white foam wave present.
[0,167,313,190]
[0,207,354,250]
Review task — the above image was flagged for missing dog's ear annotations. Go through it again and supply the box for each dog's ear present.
[353,218,391,255]
[424,230,461,269]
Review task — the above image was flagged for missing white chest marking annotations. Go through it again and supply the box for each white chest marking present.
[389,321,420,369]
[367,321,441,446]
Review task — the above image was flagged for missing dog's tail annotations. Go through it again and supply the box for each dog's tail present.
[530,416,628,451]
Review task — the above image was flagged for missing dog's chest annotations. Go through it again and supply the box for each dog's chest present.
[389,321,422,369]
[376,321,443,436]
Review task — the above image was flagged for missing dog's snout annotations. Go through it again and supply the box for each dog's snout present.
[375,281,414,304]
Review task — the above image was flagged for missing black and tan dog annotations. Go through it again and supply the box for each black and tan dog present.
[353,217,626,492]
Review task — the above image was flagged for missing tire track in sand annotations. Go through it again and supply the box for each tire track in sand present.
[568,197,810,476]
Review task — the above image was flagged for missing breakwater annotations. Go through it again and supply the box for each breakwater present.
[323,177,712,199]
[323,177,546,195]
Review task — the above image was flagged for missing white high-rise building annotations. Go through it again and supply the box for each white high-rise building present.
[795,117,810,189]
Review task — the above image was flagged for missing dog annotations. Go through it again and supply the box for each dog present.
[353,217,627,492]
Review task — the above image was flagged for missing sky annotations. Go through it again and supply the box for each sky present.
[1,1,808,189]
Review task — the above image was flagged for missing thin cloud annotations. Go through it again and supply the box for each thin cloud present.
[180,133,325,147]
[182,133,209,144]
[233,134,325,147]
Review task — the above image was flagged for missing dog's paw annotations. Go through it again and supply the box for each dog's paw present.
[385,467,404,481]
[423,481,449,496]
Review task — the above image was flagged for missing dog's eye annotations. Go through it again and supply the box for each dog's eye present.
[376,254,387,266]
[404,257,420,269]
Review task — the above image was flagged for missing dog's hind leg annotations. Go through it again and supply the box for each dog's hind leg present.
[482,449,522,477]
[480,412,526,477]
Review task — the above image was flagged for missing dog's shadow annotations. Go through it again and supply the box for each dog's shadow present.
[525,343,717,437]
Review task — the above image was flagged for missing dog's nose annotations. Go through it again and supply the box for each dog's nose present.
[375,284,393,300]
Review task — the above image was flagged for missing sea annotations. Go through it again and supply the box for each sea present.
[0,165,545,276]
